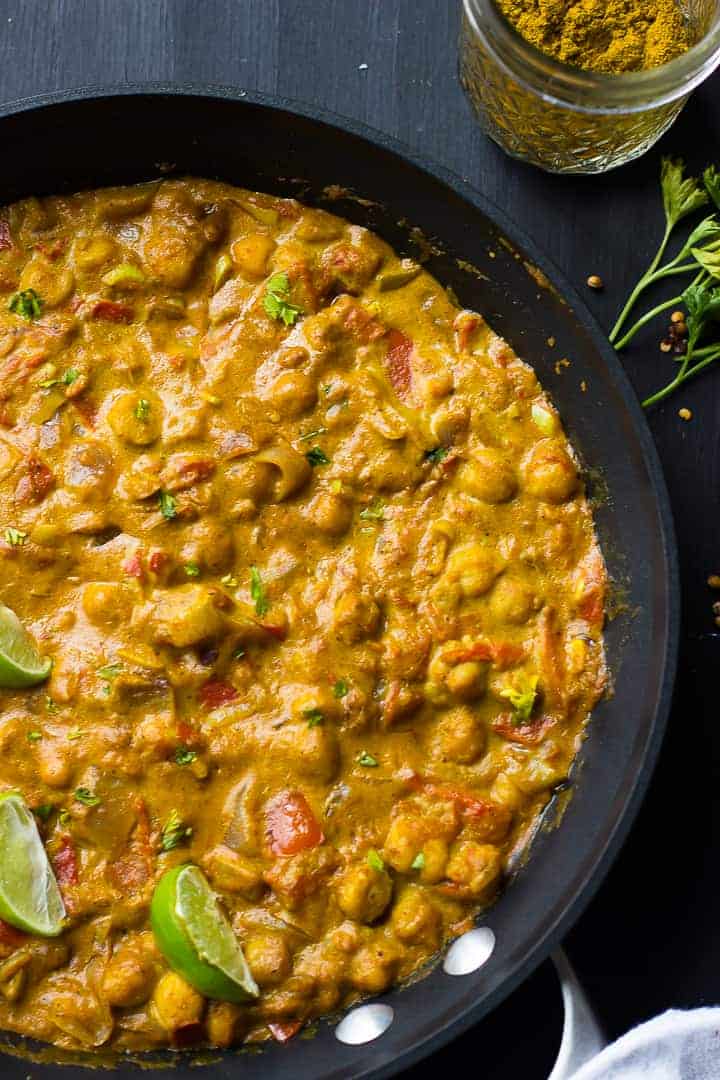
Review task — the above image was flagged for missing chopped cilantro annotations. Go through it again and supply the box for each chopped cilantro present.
[4,527,27,547]
[67,727,82,740]
[306,447,330,467]
[367,849,385,872]
[161,810,192,852]
[424,446,449,464]
[58,809,72,827]
[158,490,177,520]
[45,696,59,713]
[357,750,378,768]
[134,398,151,422]
[9,289,42,321]
[498,674,539,724]
[232,646,246,660]
[250,565,269,616]
[333,679,349,699]
[304,707,325,728]
[359,499,385,522]
[174,746,198,766]
[97,663,122,682]
[221,573,238,588]
[183,562,200,577]
[74,787,101,807]
[263,272,303,327]
[34,804,54,822]
[61,368,79,386]
[27,730,42,742]
[411,852,426,871]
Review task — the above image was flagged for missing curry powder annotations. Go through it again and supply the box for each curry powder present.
[495,0,691,73]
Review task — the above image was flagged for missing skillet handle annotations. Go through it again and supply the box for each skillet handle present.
[547,948,606,1080]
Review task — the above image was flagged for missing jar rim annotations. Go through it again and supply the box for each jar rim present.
[462,0,720,112]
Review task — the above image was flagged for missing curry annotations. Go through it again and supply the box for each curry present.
[0,179,606,1053]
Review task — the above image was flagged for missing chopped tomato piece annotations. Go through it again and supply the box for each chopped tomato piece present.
[53,836,79,887]
[91,300,134,323]
[578,589,604,624]
[266,790,324,856]
[15,456,55,504]
[268,1020,302,1043]
[0,920,26,947]
[492,712,552,745]
[0,220,11,251]
[177,721,202,746]
[442,641,523,669]
[406,773,498,819]
[122,553,145,580]
[199,680,238,711]
[72,398,97,428]
[148,549,169,574]
[384,329,413,397]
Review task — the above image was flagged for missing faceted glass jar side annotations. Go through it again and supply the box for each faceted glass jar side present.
[459,0,720,175]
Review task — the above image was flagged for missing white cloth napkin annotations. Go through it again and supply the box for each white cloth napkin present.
[571,1009,720,1079]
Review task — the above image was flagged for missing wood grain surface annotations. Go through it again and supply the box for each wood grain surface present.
[1,1,719,1075]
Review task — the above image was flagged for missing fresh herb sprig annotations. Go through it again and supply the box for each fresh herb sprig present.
[642,281,720,408]
[609,159,712,346]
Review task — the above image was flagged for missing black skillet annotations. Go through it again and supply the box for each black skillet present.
[0,86,678,1078]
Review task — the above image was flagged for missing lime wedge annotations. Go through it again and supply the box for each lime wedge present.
[0,793,65,935]
[151,865,258,1003]
[0,604,52,688]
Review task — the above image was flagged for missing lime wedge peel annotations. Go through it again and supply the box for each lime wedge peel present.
[0,793,65,936]
[151,865,259,1003]
[0,604,52,688]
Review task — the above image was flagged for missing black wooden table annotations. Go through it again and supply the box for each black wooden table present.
[1,1,718,1075]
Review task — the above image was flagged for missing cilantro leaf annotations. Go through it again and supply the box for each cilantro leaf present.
[304,707,324,728]
[250,565,269,616]
[498,674,539,724]
[367,849,385,872]
[74,787,101,807]
[705,165,720,212]
[357,750,378,767]
[158,490,177,520]
[411,852,425,871]
[305,447,330,467]
[4,527,27,547]
[183,562,200,577]
[174,745,198,766]
[661,158,708,229]
[161,809,192,852]
[333,679,349,699]
[423,446,448,464]
[359,498,385,522]
[134,398,151,422]
[263,272,303,327]
[9,288,42,321]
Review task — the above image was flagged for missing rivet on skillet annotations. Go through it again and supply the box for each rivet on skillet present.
[335,1003,394,1045]
[443,927,496,975]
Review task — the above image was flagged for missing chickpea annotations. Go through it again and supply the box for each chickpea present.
[106,391,163,446]
[446,841,502,899]
[202,845,264,899]
[523,441,578,504]
[383,817,425,873]
[206,1001,244,1048]
[430,398,470,443]
[458,448,517,504]
[74,234,117,272]
[267,371,317,418]
[231,234,276,279]
[37,740,72,789]
[82,582,130,628]
[225,458,274,505]
[446,661,487,701]
[102,933,157,1008]
[349,938,399,994]
[149,585,225,648]
[445,542,502,598]
[419,838,449,885]
[152,971,205,1033]
[391,887,440,946]
[333,589,381,643]
[432,706,486,764]
[180,520,235,573]
[490,772,526,812]
[490,576,537,625]
[336,861,393,924]
[307,491,352,536]
[270,721,340,784]
[244,932,292,987]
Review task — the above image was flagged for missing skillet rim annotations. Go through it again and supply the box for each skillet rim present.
[0,83,680,1077]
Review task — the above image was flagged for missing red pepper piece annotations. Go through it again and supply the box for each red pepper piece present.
[268,1020,302,1043]
[199,680,238,711]
[265,790,324,856]
[53,836,79,887]
[384,329,413,397]
[91,300,133,323]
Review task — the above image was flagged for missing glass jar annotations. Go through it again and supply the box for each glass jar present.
[459,0,720,174]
